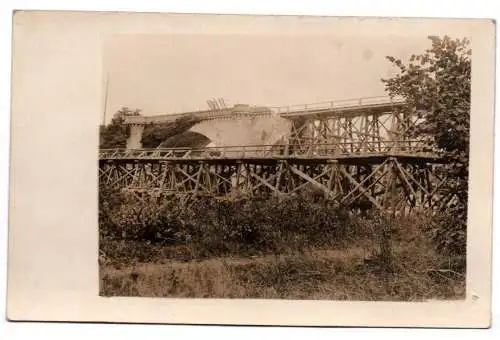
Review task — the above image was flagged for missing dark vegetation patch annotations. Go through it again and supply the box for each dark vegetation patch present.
[99,188,466,300]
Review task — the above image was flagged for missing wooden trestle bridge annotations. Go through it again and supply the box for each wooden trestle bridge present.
[99,96,451,213]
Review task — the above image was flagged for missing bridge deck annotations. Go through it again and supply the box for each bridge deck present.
[99,143,442,165]
[100,154,441,166]
[123,96,407,125]
[99,148,448,212]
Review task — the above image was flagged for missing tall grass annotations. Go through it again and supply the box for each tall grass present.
[99,189,466,300]
[100,245,465,300]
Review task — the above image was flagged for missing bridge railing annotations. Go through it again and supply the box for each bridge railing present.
[268,96,406,116]
[100,140,438,160]
[123,96,407,125]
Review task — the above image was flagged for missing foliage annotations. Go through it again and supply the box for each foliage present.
[426,210,467,257]
[99,107,141,149]
[382,35,470,249]
[99,190,466,300]
[99,108,206,149]
[382,36,470,210]
[158,131,210,148]
[109,203,187,244]
[99,193,366,263]
[141,116,203,148]
[100,208,466,300]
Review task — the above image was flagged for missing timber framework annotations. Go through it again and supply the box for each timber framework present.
[99,96,454,213]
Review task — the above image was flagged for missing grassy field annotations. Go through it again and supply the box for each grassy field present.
[100,245,465,300]
[99,193,466,300]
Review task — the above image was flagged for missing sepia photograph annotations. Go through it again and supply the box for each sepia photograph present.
[7,11,494,327]
[98,33,471,300]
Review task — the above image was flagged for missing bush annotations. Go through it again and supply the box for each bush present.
[426,209,467,257]
[99,187,467,272]
[99,191,373,263]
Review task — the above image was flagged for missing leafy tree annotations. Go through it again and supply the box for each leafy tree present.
[100,107,141,149]
[382,35,471,216]
[141,115,202,148]
[100,108,205,149]
[382,36,470,257]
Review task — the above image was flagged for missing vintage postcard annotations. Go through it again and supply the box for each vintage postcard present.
[7,11,495,327]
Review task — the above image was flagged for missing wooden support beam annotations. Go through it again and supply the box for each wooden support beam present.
[249,172,282,195]
[339,166,384,210]
[176,164,211,192]
[393,160,419,204]
[288,164,336,198]
[342,169,389,205]
[192,163,204,195]
[275,161,285,192]
[289,166,332,194]
[340,158,390,203]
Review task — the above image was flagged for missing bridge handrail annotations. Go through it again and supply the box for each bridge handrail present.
[268,96,406,115]
[122,95,406,125]
[99,140,440,160]
[100,139,430,152]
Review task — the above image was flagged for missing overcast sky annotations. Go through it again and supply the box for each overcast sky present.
[103,34,431,123]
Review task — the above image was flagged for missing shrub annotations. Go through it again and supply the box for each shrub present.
[109,202,192,244]
[99,186,467,272]
[99,191,376,263]
[426,209,467,257]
